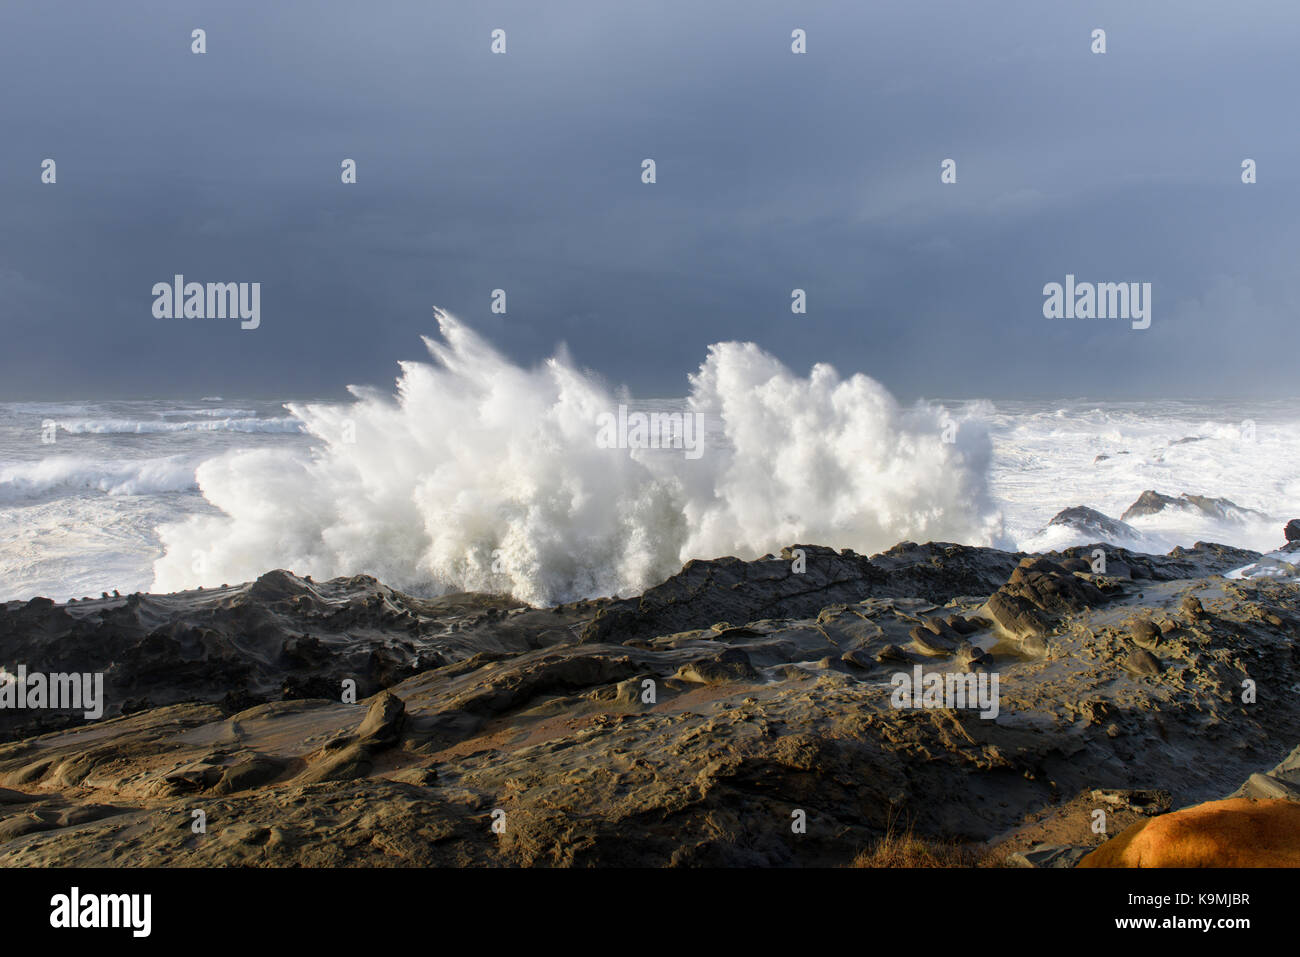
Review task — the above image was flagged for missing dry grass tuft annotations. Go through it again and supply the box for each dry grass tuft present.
[851,821,986,868]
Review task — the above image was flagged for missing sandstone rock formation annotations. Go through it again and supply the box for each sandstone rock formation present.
[0,538,1296,867]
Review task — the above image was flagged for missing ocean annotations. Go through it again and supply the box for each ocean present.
[3,315,1297,604]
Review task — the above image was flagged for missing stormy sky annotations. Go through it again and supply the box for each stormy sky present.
[1,0,1297,401]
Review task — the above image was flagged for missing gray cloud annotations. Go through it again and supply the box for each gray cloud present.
[1,0,1296,400]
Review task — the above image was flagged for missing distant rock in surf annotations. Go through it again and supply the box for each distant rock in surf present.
[1046,506,1137,542]
[1120,489,1260,523]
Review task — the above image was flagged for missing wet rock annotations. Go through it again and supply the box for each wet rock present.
[984,592,1049,641]
[1004,557,1107,614]
[160,762,225,794]
[357,691,405,747]
[1241,773,1300,802]
[1007,844,1090,868]
[390,765,438,787]
[1122,490,1259,523]
[675,649,759,685]
[609,675,656,706]
[0,570,541,740]
[1180,594,1206,619]
[213,755,287,796]
[1019,634,1049,657]
[954,641,992,671]
[923,616,963,640]
[1089,788,1172,815]
[875,644,910,664]
[1181,494,1259,521]
[0,813,58,842]
[1075,699,1112,726]
[581,543,1023,646]
[909,624,956,656]
[1122,490,1181,520]
[448,652,641,717]
[1060,543,1254,582]
[1,538,1298,869]
[841,649,876,669]
[1122,647,1163,676]
[945,614,979,635]
[1232,743,1300,801]
[295,742,374,785]
[1046,506,1139,543]
[1130,618,1162,648]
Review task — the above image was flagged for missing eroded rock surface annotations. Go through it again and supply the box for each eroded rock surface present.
[0,539,1296,867]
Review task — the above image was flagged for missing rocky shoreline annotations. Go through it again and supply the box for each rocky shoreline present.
[0,530,1297,866]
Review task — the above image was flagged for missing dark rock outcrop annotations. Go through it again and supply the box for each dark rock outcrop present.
[0,570,579,741]
[579,543,1024,646]
[1046,506,1138,542]
[1121,490,1260,523]
[0,538,1296,868]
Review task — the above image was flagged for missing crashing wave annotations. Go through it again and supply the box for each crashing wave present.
[152,309,1004,604]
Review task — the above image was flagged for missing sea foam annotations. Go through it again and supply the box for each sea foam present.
[151,309,1003,604]
[54,416,302,435]
[0,456,199,504]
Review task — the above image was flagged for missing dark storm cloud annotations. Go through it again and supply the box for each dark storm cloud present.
[1,0,1297,400]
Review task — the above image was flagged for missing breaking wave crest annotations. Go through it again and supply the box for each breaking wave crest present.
[0,456,199,504]
[55,417,302,435]
[152,309,1003,605]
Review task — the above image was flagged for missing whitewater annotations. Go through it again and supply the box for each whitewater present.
[2,310,1297,604]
